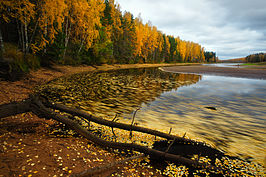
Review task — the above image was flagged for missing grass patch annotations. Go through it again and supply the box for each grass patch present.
[242,62,266,66]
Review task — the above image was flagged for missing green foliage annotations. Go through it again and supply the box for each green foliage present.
[93,40,114,64]
[90,27,114,64]
[3,43,40,72]
[168,36,181,62]
[102,0,113,26]
[113,12,136,64]
[246,53,266,63]
[44,32,66,63]
[204,51,216,63]
[1,43,39,80]
[242,62,266,66]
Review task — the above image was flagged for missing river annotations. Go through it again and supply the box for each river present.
[39,66,266,167]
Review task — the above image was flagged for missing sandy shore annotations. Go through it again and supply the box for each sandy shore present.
[161,65,266,80]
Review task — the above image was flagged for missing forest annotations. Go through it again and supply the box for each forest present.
[0,0,215,76]
[245,53,266,63]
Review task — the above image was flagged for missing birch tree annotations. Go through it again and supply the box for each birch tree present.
[7,0,35,54]
[63,0,104,60]
[31,0,67,54]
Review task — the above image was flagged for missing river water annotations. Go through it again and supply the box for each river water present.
[130,74,266,165]
[203,63,243,68]
[40,66,266,166]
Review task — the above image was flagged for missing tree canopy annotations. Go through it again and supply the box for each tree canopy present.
[246,53,266,63]
[0,0,213,67]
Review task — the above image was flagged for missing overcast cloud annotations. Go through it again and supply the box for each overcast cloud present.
[116,0,266,59]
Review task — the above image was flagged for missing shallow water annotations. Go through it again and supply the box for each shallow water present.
[40,67,266,165]
[127,75,266,165]
[203,63,243,68]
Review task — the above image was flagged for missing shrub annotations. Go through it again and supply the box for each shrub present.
[1,43,40,80]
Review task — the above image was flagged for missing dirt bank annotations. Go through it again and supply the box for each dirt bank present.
[161,65,266,80]
[0,63,191,177]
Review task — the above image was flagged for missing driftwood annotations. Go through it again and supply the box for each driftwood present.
[0,99,32,118]
[0,95,219,172]
[47,101,206,146]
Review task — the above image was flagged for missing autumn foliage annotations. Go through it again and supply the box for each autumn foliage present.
[1,0,208,67]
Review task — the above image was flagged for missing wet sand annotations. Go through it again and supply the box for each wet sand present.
[161,65,266,80]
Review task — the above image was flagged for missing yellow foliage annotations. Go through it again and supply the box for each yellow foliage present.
[1,0,206,63]
[1,0,35,24]
[102,0,123,44]
[134,18,157,60]
[68,0,104,49]
[134,17,144,57]
[0,1,13,22]
[35,0,67,50]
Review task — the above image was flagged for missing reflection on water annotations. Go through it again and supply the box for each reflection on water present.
[130,75,266,165]
[40,68,266,166]
[40,68,201,118]
[203,63,243,68]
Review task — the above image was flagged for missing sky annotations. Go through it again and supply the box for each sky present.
[116,0,266,60]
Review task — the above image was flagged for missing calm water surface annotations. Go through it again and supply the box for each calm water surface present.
[41,67,266,165]
[129,74,266,165]
[203,63,243,68]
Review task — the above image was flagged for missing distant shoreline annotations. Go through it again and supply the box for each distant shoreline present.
[161,65,266,80]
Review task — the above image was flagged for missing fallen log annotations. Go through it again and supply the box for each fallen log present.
[0,95,220,172]
[33,96,214,168]
[0,99,32,119]
[47,101,206,146]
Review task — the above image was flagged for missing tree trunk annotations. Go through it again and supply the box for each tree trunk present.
[16,19,22,50]
[20,22,25,53]
[49,102,205,145]
[44,19,48,54]
[0,22,4,60]
[77,33,88,55]
[0,99,32,119]
[63,17,71,60]
[28,19,39,54]
[24,16,29,55]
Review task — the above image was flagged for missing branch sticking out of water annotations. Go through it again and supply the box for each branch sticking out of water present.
[169,128,172,135]
[130,108,140,139]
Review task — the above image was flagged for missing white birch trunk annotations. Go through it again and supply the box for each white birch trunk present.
[63,17,71,60]
[0,25,4,54]
[20,22,25,53]
[44,19,48,54]
[24,16,29,54]
[77,33,87,55]
[28,19,39,53]
[16,19,22,50]
[0,25,4,60]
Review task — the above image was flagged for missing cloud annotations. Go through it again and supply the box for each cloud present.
[116,0,266,59]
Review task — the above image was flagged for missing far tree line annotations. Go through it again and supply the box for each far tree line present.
[0,0,217,75]
[245,53,266,63]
